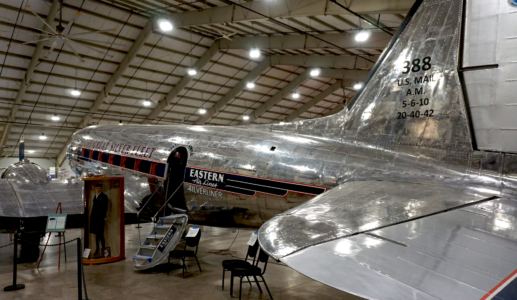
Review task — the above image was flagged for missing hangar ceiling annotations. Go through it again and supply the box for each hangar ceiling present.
[0,0,414,165]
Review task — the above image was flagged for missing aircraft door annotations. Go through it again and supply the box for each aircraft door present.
[164,147,189,213]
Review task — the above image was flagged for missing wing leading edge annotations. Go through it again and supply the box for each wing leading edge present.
[257,180,510,299]
[278,196,517,300]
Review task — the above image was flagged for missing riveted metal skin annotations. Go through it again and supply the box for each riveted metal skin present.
[58,0,517,297]
[65,0,517,234]
[0,159,83,218]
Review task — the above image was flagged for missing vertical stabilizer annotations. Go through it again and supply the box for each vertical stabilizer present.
[462,0,517,153]
[340,0,472,155]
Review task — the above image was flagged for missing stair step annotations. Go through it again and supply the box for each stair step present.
[134,214,188,271]
[154,225,172,229]
[160,214,186,220]
[133,255,152,262]
[140,245,157,249]
[147,235,165,239]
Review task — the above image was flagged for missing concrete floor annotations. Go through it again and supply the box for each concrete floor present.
[0,223,364,300]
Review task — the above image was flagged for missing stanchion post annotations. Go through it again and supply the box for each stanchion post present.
[4,233,25,291]
[77,238,82,300]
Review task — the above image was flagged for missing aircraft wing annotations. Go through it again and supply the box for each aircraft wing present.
[0,178,83,218]
[258,180,517,300]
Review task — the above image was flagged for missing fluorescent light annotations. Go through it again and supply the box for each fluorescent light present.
[158,20,173,31]
[310,69,320,77]
[51,113,60,121]
[188,69,197,76]
[39,133,47,140]
[354,83,363,90]
[355,30,370,42]
[242,115,249,121]
[199,108,206,114]
[246,82,255,89]
[27,150,35,153]
[249,48,260,58]
[143,99,151,106]
[292,92,300,99]
[119,120,123,125]
[71,88,81,96]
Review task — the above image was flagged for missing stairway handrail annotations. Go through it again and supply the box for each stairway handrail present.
[152,182,184,222]
[137,182,164,219]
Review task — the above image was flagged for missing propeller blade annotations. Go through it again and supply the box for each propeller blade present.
[67,37,127,47]
[62,41,85,62]
[46,38,59,55]
[22,37,51,45]
[24,5,58,34]
[62,11,82,35]
[21,25,56,36]
[66,28,117,38]
[67,39,113,59]
[1,30,49,37]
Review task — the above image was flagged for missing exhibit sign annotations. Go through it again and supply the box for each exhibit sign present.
[46,214,67,232]
[247,231,258,246]
[82,177,125,265]
[186,226,199,238]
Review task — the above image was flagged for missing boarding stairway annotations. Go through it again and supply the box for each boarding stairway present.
[133,183,188,270]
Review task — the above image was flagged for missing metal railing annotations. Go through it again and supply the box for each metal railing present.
[152,182,185,223]
[136,182,164,219]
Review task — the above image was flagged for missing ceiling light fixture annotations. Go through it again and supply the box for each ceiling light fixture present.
[71,88,81,96]
[188,69,197,76]
[243,115,250,121]
[310,69,320,77]
[354,82,363,90]
[143,99,151,106]
[119,120,123,125]
[246,82,255,89]
[51,113,60,121]
[39,133,47,140]
[28,150,35,153]
[355,30,370,42]
[249,48,260,58]
[158,19,173,31]
[292,92,300,99]
[199,108,206,114]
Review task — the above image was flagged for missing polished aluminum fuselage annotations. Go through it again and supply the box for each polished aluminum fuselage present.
[67,119,517,228]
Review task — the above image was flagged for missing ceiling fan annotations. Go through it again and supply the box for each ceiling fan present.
[22,0,125,62]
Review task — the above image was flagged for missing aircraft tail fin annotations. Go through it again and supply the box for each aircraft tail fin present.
[341,0,471,153]
[277,0,474,158]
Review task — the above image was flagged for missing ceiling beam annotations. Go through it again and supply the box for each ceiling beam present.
[143,42,221,123]
[167,0,414,28]
[269,54,375,69]
[241,69,312,124]
[194,58,270,125]
[284,79,343,122]
[79,18,154,128]
[193,59,370,125]
[220,32,391,51]
[241,68,368,124]
[319,69,369,80]
[57,18,155,167]
[0,0,60,156]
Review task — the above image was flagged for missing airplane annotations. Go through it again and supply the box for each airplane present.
[66,0,517,296]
